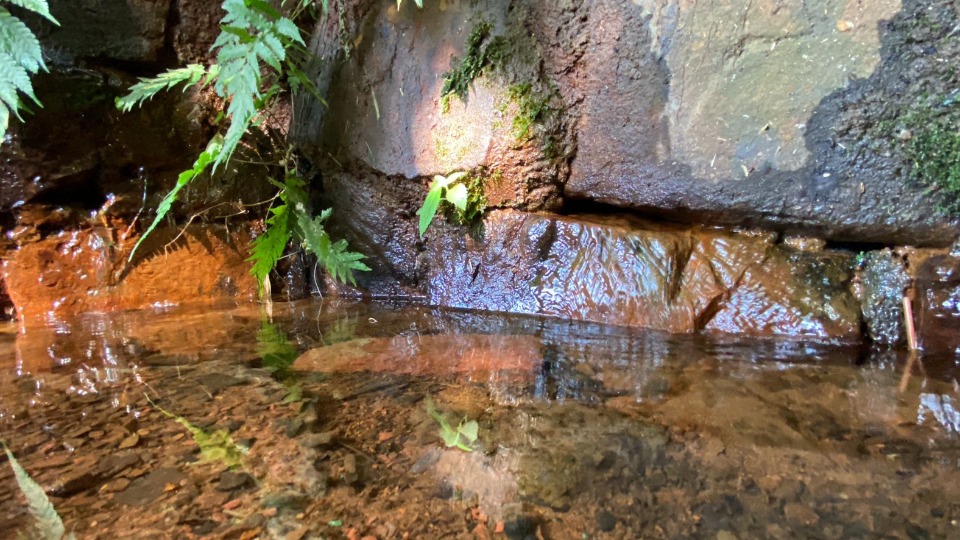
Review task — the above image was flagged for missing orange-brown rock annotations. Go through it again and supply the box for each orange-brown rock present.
[2,224,257,325]
[914,255,960,354]
[292,334,542,382]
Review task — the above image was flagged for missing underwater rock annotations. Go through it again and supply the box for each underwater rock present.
[914,255,960,354]
[856,249,910,345]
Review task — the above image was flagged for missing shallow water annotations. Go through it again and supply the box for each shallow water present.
[2,300,960,539]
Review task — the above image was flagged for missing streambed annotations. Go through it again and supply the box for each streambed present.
[2,300,959,539]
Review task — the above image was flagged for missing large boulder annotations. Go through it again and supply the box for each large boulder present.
[424,210,860,340]
[299,0,959,246]
[297,0,569,212]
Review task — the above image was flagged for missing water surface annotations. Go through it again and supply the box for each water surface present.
[2,300,959,539]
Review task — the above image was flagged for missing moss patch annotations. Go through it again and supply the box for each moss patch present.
[442,170,487,228]
[440,21,507,112]
[902,95,960,215]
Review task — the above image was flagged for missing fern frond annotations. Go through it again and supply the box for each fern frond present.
[209,0,306,170]
[297,212,369,286]
[127,135,223,261]
[0,51,34,112]
[3,442,71,540]
[0,8,44,72]
[248,203,293,290]
[115,64,207,112]
[3,0,59,25]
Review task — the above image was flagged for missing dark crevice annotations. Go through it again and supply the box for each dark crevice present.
[822,239,894,255]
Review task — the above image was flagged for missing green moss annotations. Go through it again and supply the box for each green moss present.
[507,83,551,141]
[443,171,487,227]
[440,21,506,111]
[903,97,960,215]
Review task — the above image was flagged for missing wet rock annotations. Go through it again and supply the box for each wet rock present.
[914,255,960,354]
[196,373,245,395]
[704,247,860,340]
[596,510,617,532]
[2,225,258,325]
[300,1,565,213]
[293,334,542,380]
[34,0,171,63]
[217,471,254,492]
[115,468,186,506]
[424,211,860,339]
[857,250,910,345]
[501,503,538,540]
[783,503,819,526]
[171,0,222,63]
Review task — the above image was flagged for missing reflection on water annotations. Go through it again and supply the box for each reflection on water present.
[1,300,960,538]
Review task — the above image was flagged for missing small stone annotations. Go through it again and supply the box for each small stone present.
[217,471,254,492]
[262,491,309,513]
[906,523,930,540]
[835,20,854,32]
[99,478,130,493]
[282,419,304,438]
[377,432,394,443]
[196,373,245,394]
[301,432,334,448]
[118,433,140,449]
[783,503,819,526]
[224,499,242,510]
[596,510,616,532]
[716,531,739,540]
[115,468,186,506]
[263,507,278,518]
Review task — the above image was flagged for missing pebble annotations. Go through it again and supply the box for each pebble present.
[596,510,617,532]
[783,503,819,526]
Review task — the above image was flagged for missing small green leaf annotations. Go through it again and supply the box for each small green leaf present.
[445,183,468,212]
[458,419,479,443]
[417,179,445,237]
[328,520,342,527]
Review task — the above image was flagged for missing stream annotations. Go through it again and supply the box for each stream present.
[2,299,960,539]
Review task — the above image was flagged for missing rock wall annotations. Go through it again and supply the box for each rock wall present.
[299,0,959,245]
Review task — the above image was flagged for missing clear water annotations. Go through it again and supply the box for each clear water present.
[2,300,960,539]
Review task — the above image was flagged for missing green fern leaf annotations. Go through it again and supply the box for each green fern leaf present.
[127,135,223,261]
[0,8,44,73]
[3,442,71,540]
[115,64,207,112]
[248,203,293,290]
[297,212,369,286]
[0,51,33,111]
[275,18,305,45]
[0,100,8,134]
[3,0,59,25]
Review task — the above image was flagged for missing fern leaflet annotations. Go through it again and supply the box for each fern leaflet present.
[0,3,50,137]
[115,64,208,112]
[248,201,294,291]
[3,0,59,24]
[3,441,73,540]
[127,135,223,261]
